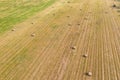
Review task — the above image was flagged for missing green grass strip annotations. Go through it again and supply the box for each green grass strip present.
[0,0,57,34]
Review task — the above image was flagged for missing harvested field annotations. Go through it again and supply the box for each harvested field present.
[0,0,120,80]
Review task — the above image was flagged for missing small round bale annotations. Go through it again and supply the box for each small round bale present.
[31,34,35,37]
[71,46,76,50]
[105,12,108,14]
[83,54,88,57]
[113,4,116,7]
[67,1,70,3]
[86,72,92,76]
[11,29,15,31]
[68,24,72,26]
[53,13,55,16]
[67,16,70,18]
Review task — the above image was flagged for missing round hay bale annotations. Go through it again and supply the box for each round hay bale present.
[105,12,108,14]
[83,54,88,57]
[86,72,92,76]
[67,1,70,3]
[68,24,72,26]
[11,29,15,31]
[53,13,55,16]
[31,33,35,37]
[67,16,70,18]
[71,46,76,50]
[112,4,116,7]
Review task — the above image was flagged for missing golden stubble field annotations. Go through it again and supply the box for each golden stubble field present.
[0,0,120,80]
